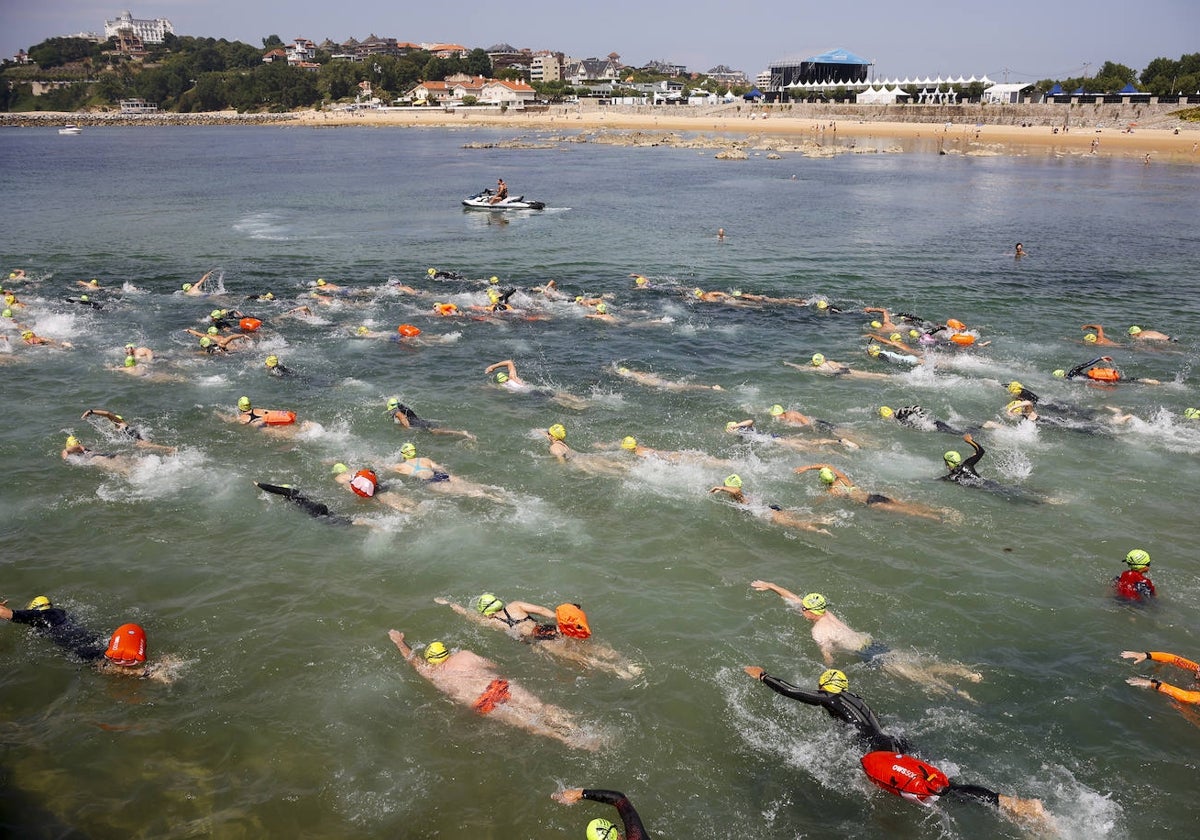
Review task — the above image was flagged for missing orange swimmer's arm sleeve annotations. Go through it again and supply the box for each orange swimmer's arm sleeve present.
[1153,680,1200,705]
[1148,652,1200,674]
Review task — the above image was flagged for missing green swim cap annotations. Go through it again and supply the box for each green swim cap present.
[811,353,825,366]
[1125,549,1150,569]
[332,463,348,475]
[801,592,827,614]
[1052,369,1066,378]
[400,442,417,459]
[944,451,962,468]
[475,593,504,616]
[124,355,136,367]
[199,337,213,348]
[182,283,192,291]
[586,818,618,840]
[386,398,400,412]
[879,406,894,419]
[769,404,784,416]
[621,436,638,451]
[207,326,219,335]
[1,309,11,318]
[724,474,743,489]
[1128,325,1142,336]
[818,467,835,484]
[595,302,607,314]
[210,309,223,319]
[80,294,89,302]
[495,371,509,383]
[1183,407,1200,420]
[237,396,251,411]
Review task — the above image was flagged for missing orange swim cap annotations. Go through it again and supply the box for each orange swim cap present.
[556,604,591,639]
[105,623,147,665]
[397,324,421,337]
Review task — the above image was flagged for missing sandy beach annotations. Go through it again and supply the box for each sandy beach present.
[287,103,1200,161]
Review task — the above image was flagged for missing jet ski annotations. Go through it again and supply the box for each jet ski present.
[462,189,545,211]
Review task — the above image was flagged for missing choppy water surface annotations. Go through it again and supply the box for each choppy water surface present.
[1,126,1198,839]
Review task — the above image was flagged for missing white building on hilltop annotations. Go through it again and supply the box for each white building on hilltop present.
[104,10,174,44]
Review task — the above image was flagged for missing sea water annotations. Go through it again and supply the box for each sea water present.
[0,125,1198,839]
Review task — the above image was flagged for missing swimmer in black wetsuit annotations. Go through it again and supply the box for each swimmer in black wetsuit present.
[553,788,651,840]
[81,408,175,452]
[64,295,103,310]
[264,355,294,378]
[1062,356,1160,385]
[1,596,106,661]
[254,482,353,525]
[744,666,908,753]
[879,405,963,435]
[385,398,475,441]
[940,434,990,488]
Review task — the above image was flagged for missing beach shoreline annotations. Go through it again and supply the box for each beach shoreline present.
[6,104,1198,160]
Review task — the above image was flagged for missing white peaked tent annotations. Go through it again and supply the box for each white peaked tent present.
[856,85,910,104]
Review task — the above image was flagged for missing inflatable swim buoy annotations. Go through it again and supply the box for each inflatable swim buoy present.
[262,410,296,426]
[239,317,262,332]
[434,303,459,316]
[949,332,976,346]
[945,318,966,331]
[350,469,378,498]
[1086,367,1120,382]
[397,324,421,337]
[555,604,591,639]
[860,751,949,805]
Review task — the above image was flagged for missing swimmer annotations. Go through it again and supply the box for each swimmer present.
[725,418,857,452]
[1126,325,1175,342]
[312,277,342,292]
[878,405,964,435]
[385,397,476,441]
[552,788,652,840]
[81,409,175,453]
[388,629,601,750]
[585,301,617,321]
[629,273,650,289]
[181,270,214,296]
[63,294,103,310]
[1080,324,1122,346]
[613,364,724,392]
[750,582,981,697]
[264,354,294,377]
[784,353,889,380]
[389,442,505,501]
[234,396,307,434]
[609,436,733,470]
[17,328,72,349]
[1122,650,1199,705]
[254,481,360,526]
[795,463,950,522]
[866,339,922,367]
[940,434,995,489]
[331,463,415,513]
[60,435,136,473]
[863,307,901,332]
[1014,242,1026,257]
[545,423,573,462]
[1113,548,1156,602]
[184,328,248,352]
[436,594,641,679]
[730,290,809,306]
[123,342,153,362]
[486,359,591,410]
[709,474,833,535]
[0,602,177,683]
[1062,356,1160,385]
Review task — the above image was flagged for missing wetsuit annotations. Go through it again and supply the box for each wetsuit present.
[64,296,103,310]
[580,790,650,840]
[255,482,351,525]
[267,364,295,378]
[758,673,908,753]
[942,783,1001,807]
[894,406,962,435]
[941,438,990,488]
[1113,569,1155,601]
[390,404,433,430]
[1141,652,1200,704]
[875,347,921,366]
[9,607,106,661]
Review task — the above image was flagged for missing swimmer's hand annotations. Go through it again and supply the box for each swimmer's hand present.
[82,409,93,418]
[1120,651,1148,664]
[963,433,974,443]
[1126,676,1153,689]
[433,597,450,605]
[743,666,765,680]
[749,580,775,591]
[712,384,723,391]
[552,788,584,805]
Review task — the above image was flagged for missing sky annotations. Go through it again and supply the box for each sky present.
[2,1,1197,83]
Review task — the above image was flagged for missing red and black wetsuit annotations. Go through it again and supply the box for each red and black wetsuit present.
[581,790,650,840]
[759,673,909,753]
[1113,569,1155,601]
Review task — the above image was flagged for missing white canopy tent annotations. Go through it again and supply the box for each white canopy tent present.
[856,85,911,104]
[982,82,1032,104]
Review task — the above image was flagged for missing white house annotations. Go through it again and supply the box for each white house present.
[104,10,173,44]
[481,79,536,106]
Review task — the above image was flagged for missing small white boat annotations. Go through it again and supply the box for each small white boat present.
[58,124,83,135]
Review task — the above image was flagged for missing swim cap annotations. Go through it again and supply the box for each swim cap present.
[265,355,279,368]
[816,300,828,310]
[1184,408,1200,420]
[207,326,219,335]
[316,278,326,287]
[487,288,500,302]
[879,406,894,419]
[27,595,52,611]
[332,463,348,475]
[908,329,919,338]
[265,292,274,300]
[617,367,630,375]
[356,326,369,336]
[210,309,223,319]
[1052,369,1066,378]
[1125,549,1150,569]
[424,642,449,664]
[724,421,739,432]
[489,276,498,284]
[1128,326,1142,336]
[105,623,147,665]
[818,467,835,484]
[124,355,136,367]
[819,668,849,694]
[867,344,881,357]
[635,275,648,286]
[548,424,566,441]
[1,309,10,318]
[124,343,136,351]
[21,330,33,340]
[199,337,213,348]
[1083,333,1097,343]
[943,451,962,468]
[768,405,786,418]
[889,333,902,342]
[1006,381,1022,395]
[476,593,504,616]
[182,283,192,291]
[237,396,251,412]
[90,279,98,286]
[693,288,704,298]
[621,436,637,451]
[724,474,742,489]
[427,267,437,276]
[557,604,591,638]
[801,592,827,614]
[495,371,509,383]
[811,353,825,366]
[65,435,79,448]
[1005,400,1028,415]
[386,398,400,412]
[595,302,607,315]
[586,818,618,840]
[870,320,882,329]
[80,295,89,302]
[400,442,417,459]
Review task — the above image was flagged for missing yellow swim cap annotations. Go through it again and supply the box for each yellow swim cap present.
[1128,326,1142,336]
[1007,381,1024,395]
[476,593,504,616]
[769,404,784,416]
[819,669,849,694]
[587,818,618,840]
[427,267,437,276]
[548,424,567,441]
[356,325,369,335]
[724,474,742,489]
[332,463,348,475]
[1052,369,1066,378]
[265,355,279,368]
[595,302,607,314]
[870,320,882,329]
[316,278,326,286]
[495,371,509,383]
[27,595,52,611]
[867,344,881,357]
[65,435,79,448]
[621,436,637,451]
[400,442,417,459]
[182,283,192,291]
[908,328,919,338]
[879,406,894,419]
[816,300,828,310]
[489,276,499,284]
[725,421,738,432]
[811,353,825,366]
[424,642,449,664]
[818,467,835,484]
[1083,333,1097,343]
[801,593,827,614]
[237,396,252,411]
[694,288,704,298]
[889,333,902,342]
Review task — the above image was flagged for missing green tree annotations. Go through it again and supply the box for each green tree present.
[465,48,492,77]
[318,61,364,101]
[262,35,284,49]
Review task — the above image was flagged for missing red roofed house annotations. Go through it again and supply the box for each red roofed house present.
[481,78,536,106]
